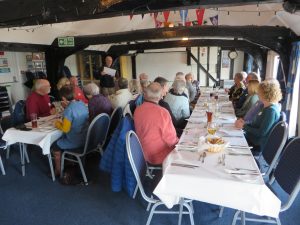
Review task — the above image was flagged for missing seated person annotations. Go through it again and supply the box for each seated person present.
[70,76,88,104]
[235,80,260,118]
[164,80,190,121]
[26,79,55,121]
[109,78,133,110]
[52,86,89,176]
[174,72,189,99]
[236,72,261,109]
[134,82,178,165]
[240,80,282,151]
[135,73,150,106]
[185,73,197,102]
[235,100,264,128]
[227,72,245,107]
[84,82,113,121]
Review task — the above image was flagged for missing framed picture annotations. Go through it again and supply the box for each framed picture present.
[26,54,32,61]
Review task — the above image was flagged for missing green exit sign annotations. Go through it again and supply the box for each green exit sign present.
[58,37,75,47]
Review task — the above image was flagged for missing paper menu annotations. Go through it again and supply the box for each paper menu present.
[103,66,116,76]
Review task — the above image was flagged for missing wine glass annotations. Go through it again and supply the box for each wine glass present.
[207,122,218,136]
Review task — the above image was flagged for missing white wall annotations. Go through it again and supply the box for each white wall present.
[0,52,30,104]
[65,54,78,75]
[136,51,193,82]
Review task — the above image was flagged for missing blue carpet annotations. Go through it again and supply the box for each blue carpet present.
[0,146,299,225]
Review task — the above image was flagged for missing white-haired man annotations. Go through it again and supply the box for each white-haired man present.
[134,82,178,165]
[26,79,55,120]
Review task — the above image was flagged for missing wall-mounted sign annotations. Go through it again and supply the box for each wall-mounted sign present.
[58,37,75,47]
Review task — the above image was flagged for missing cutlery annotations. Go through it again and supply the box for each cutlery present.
[198,153,203,161]
[228,172,260,175]
[202,152,206,163]
[228,153,252,156]
[232,168,258,172]
[222,154,226,166]
[222,135,244,138]
[171,163,199,168]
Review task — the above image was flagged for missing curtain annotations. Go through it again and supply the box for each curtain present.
[283,42,300,137]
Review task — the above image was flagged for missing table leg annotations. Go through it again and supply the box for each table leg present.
[48,154,55,181]
[178,198,184,225]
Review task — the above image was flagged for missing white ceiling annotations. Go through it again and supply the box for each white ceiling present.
[0,3,299,52]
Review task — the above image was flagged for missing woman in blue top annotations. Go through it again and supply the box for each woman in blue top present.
[243,80,282,152]
[52,85,89,176]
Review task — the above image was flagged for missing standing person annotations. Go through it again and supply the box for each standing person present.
[98,56,119,96]
[134,82,178,165]
[52,86,89,176]
[70,76,88,104]
[83,82,113,121]
[26,79,55,121]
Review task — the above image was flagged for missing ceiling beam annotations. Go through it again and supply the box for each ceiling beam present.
[107,39,263,53]
[0,42,49,52]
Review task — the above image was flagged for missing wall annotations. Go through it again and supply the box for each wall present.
[0,51,31,104]
[65,54,78,75]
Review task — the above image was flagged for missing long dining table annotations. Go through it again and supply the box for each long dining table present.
[153,90,281,224]
[3,114,62,181]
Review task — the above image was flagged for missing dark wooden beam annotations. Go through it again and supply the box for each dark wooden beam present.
[108,39,264,53]
[0,42,49,52]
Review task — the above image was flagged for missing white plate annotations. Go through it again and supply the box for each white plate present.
[233,174,260,182]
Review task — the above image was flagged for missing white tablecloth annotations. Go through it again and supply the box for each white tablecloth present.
[3,115,62,155]
[154,96,281,218]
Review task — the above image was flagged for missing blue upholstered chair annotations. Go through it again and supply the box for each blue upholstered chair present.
[60,113,110,185]
[232,137,300,225]
[126,130,194,225]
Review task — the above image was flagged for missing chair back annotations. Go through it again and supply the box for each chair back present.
[107,107,123,138]
[271,137,300,211]
[279,111,286,122]
[262,121,288,167]
[0,86,12,116]
[12,100,27,125]
[126,130,156,203]
[83,113,110,155]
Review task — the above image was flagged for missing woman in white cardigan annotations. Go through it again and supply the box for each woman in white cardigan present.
[164,80,190,121]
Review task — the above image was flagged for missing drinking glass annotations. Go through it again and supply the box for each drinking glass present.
[207,122,218,136]
[206,110,213,123]
[30,113,38,128]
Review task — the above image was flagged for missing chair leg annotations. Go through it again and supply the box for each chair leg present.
[6,145,10,159]
[19,143,25,176]
[232,210,240,225]
[178,198,184,225]
[183,202,195,225]
[0,154,5,175]
[24,145,30,163]
[219,206,224,218]
[60,152,65,179]
[276,217,282,225]
[241,211,246,225]
[132,184,138,199]
[146,202,161,225]
[77,156,88,185]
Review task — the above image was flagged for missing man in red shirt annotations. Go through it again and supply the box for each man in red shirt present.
[134,82,178,165]
[70,76,88,104]
[26,79,54,121]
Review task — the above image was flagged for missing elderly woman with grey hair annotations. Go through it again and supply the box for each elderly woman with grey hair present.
[164,80,190,121]
[83,82,113,121]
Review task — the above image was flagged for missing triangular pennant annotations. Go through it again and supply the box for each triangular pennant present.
[210,15,218,26]
[180,10,188,25]
[195,8,205,25]
[163,11,170,22]
[192,21,198,26]
[141,13,144,19]
[129,14,133,20]
[150,13,153,17]
[154,12,158,20]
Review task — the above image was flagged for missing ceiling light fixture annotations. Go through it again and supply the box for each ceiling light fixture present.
[182,37,189,41]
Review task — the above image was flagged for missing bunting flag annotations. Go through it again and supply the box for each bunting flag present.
[163,11,170,22]
[192,21,198,26]
[180,9,188,25]
[155,20,162,28]
[129,14,133,20]
[196,8,205,25]
[210,15,218,26]
[153,12,158,20]
[141,13,144,19]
